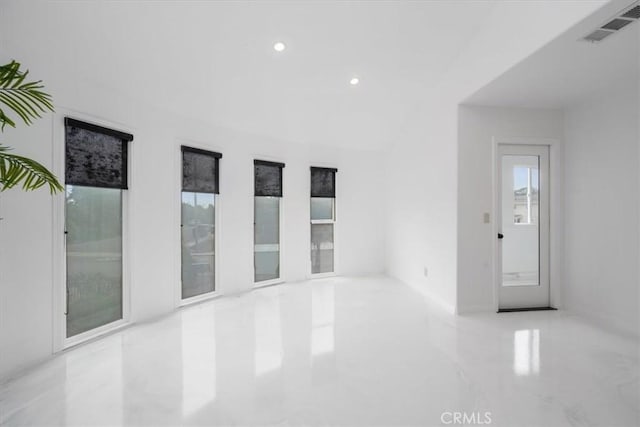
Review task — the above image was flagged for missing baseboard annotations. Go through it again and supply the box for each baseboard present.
[497,306,557,313]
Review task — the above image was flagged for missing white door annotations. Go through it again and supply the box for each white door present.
[497,144,550,309]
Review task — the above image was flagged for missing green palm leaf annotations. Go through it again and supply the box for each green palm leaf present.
[0,145,63,194]
[0,60,54,130]
[0,60,62,194]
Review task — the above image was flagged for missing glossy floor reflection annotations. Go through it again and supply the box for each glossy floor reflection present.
[1,276,638,426]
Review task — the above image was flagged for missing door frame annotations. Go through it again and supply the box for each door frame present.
[492,137,563,312]
[52,110,134,352]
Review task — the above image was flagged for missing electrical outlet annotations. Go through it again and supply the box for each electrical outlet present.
[423,267,428,277]
[483,212,490,224]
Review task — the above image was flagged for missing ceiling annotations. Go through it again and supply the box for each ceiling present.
[0,1,614,149]
[465,1,640,109]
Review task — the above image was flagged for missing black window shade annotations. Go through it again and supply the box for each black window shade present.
[310,167,337,198]
[64,118,133,189]
[255,160,285,197]
[182,146,222,194]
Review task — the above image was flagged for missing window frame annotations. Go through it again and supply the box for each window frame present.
[309,167,338,278]
[177,144,222,307]
[253,159,285,288]
[53,113,133,352]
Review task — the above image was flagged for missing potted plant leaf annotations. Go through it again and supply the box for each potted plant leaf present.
[0,60,63,193]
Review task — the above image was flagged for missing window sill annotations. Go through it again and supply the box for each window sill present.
[179,291,221,308]
[310,272,336,279]
[63,318,130,350]
[254,279,284,289]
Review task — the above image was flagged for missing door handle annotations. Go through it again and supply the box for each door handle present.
[498,233,504,239]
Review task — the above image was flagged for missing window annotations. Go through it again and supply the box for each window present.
[310,167,337,275]
[64,118,132,338]
[181,146,221,300]
[254,160,284,283]
[513,165,539,225]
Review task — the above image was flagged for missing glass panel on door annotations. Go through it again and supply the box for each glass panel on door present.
[311,223,334,274]
[65,185,123,337]
[181,192,215,299]
[254,196,280,282]
[501,155,540,287]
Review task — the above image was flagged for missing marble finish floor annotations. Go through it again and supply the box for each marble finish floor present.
[1,276,638,426]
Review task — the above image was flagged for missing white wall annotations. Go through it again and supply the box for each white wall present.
[563,80,639,337]
[385,101,459,312]
[457,106,564,312]
[0,75,385,382]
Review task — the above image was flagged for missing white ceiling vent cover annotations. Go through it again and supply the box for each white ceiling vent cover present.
[582,1,639,43]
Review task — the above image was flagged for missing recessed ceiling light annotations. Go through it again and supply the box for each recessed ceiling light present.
[273,42,286,52]
[350,77,360,86]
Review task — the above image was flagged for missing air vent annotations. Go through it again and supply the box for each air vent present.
[601,18,634,30]
[584,29,615,42]
[621,5,640,19]
[583,1,639,43]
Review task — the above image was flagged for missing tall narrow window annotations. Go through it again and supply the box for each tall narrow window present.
[310,167,337,275]
[181,146,221,300]
[64,118,132,338]
[254,160,284,283]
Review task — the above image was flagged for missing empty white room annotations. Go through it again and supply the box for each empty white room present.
[0,1,638,426]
